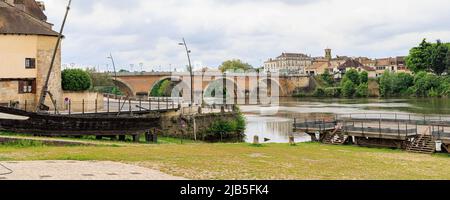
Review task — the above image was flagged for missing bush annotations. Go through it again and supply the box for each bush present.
[360,71,369,84]
[356,83,369,98]
[61,69,92,91]
[342,80,356,97]
[324,87,341,97]
[319,70,335,86]
[342,69,360,85]
[313,88,326,97]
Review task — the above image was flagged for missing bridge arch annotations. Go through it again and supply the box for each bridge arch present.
[149,76,190,98]
[204,77,246,105]
[112,78,135,97]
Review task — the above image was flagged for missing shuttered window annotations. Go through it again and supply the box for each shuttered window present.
[18,80,36,94]
[25,58,36,69]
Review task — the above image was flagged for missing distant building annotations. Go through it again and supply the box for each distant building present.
[264,53,313,74]
[0,0,62,108]
[306,48,409,78]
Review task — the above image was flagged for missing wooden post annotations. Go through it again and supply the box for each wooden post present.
[253,135,260,145]
[139,99,142,112]
[158,97,160,110]
[82,99,85,115]
[118,98,121,113]
[24,100,27,112]
[149,97,152,111]
[129,99,132,114]
[54,100,57,114]
[95,99,98,114]
[289,135,295,146]
[107,95,110,114]
[166,97,169,110]
[68,100,71,116]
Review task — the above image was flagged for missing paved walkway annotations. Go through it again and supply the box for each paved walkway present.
[0,161,185,180]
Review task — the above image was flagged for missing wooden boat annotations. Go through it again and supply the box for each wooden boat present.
[0,106,161,136]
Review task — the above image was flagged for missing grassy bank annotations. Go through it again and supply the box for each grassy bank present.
[1,140,450,180]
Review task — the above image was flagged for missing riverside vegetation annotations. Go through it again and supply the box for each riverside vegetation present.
[297,39,450,98]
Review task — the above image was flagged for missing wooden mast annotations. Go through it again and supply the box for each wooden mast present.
[36,0,72,113]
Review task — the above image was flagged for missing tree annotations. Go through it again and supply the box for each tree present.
[61,69,92,91]
[360,71,369,84]
[392,72,414,95]
[320,70,334,86]
[342,69,360,85]
[355,83,369,98]
[119,69,130,73]
[406,39,432,73]
[429,40,448,75]
[341,80,356,98]
[219,59,253,73]
[379,71,393,97]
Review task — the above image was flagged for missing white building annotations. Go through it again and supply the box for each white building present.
[264,53,313,74]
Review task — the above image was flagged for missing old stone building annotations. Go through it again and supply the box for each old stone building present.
[0,0,62,109]
[264,52,313,74]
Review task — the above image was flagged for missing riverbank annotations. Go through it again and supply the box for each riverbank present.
[1,140,450,180]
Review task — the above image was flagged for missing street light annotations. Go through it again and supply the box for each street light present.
[107,53,117,81]
[179,38,194,106]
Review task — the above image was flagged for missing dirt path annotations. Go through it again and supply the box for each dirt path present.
[0,161,185,180]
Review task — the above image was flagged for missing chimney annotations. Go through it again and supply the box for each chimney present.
[36,1,45,11]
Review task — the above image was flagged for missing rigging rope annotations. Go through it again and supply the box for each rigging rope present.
[0,163,13,176]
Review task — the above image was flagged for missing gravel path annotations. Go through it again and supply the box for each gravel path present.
[0,161,185,180]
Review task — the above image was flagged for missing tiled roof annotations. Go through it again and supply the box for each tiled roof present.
[0,1,58,36]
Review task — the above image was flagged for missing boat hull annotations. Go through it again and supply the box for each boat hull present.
[0,106,161,136]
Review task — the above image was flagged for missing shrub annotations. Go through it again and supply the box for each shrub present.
[314,88,326,97]
[342,69,360,85]
[324,87,342,97]
[61,69,92,91]
[355,83,369,98]
[341,80,356,97]
[320,70,335,86]
[360,71,369,84]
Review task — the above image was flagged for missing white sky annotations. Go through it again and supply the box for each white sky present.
[42,0,450,71]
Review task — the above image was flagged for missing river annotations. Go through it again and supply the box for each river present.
[241,98,450,143]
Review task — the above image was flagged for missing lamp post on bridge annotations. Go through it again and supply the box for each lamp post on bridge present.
[107,53,118,82]
[179,38,194,107]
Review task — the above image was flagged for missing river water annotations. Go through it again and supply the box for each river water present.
[241,98,450,143]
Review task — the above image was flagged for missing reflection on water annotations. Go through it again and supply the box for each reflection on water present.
[244,115,311,143]
[242,97,450,143]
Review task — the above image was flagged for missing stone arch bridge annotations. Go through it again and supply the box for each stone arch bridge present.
[106,72,310,103]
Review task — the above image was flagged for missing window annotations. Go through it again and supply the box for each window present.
[25,58,36,69]
[18,80,36,94]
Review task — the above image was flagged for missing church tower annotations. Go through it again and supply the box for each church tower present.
[325,48,332,60]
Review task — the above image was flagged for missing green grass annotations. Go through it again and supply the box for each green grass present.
[1,141,450,180]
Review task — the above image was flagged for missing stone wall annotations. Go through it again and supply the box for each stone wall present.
[0,80,35,108]
[36,35,63,109]
[159,112,244,142]
[62,91,104,113]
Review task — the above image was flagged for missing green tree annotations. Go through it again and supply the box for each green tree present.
[355,83,369,98]
[342,69,360,85]
[219,59,253,73]
[406,39,433,73]
[341,80,356,98]
[392,72,414,95]
[150,80,171,97]
[429,40,449,75]
[379,71,393,97]
[360,71,369,84]
[61,69,92,91]
[320,70,334,86]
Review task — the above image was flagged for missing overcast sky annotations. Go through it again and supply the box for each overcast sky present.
[43,0,450,71]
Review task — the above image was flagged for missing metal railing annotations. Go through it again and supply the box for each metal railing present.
[336,113,450,126]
